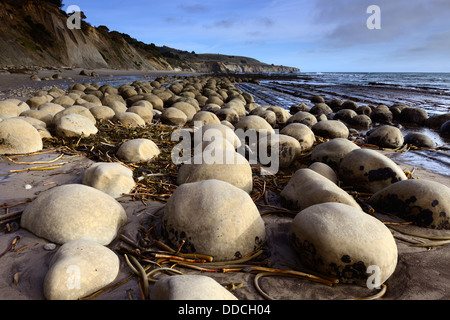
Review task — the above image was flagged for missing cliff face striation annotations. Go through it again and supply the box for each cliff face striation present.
[0,0,300,74]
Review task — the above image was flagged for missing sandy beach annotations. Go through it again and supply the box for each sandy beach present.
[1,69,450,303]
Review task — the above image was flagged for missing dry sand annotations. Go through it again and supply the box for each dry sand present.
[0,69,450,303]
[1,149,449,301]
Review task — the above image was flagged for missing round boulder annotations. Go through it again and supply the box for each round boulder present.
[177,148,253,193]
[404,132,435,148]
[258,134,302,168]
[280,168,361,211]
[289,202,398,286]
[399,107,428,125]
[286,111,317,128]
[0,118,43,155]
[280,123,316,152]
[339,148,407,193]
[150,275,238,300]
[113,112,146,127]
[311,138,360,170]
[234,115,275,136]
[44,239,120,300]
[162,179,266,262]
[55,114,98,138]
[309,162,338,184]
[20,184,127,245]
[367,125,404,149]
[116,138,160,163]
[349,114,372,130]
[369,179,450,229]
[82,162,136,198]
[312,120,349,139]
[161,107,188,126]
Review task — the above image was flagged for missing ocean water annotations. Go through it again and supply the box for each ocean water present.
[256,72,450,116]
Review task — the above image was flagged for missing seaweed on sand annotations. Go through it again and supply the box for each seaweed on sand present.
[42,120,180,202]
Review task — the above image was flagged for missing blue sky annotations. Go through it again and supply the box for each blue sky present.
[62,0,450,72]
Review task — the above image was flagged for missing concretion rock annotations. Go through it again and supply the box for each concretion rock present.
[44,239,120,300]
[126,106,154,124]
[404,132,435,148]
[258,134,302,168]
[38,103,65,115]
[312,120,349,139]
[89,105,115,121]
[53,105,96,125]
[113,112,146,127]
[161,107,188,126]
[310,103,332,116]
[339,148,407,193]
[0,101,22,118]
[82,162,136,198]
[286,111,317,127]
[150,275,237,300]
[289,202,398,286]
[349,114,372,130]
[196,123,241,149]
[116,138,160,163]
[334,109,357,123]
[234,115,275,136]
[369,179,450,229]
[172,101,197,121]
[367,125,404,149]
[162,179,265,262]
[215,108,240,124]
[177,148,253,193]
[267,106,291,125]
[311,138,360,170]
[191,111,221,126]
[399,107,428,125]
[20,109,54,127]
[20,184,127,245]
[309,162,338,184]
[280,168,361,210]
[55,114,98,138]
[280,123,316,152]
[0,118,43,154]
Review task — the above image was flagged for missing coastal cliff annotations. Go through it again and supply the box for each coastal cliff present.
[0,0,299,74]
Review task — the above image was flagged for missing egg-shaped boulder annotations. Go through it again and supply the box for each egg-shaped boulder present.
[0,118,43,155]
[339,148,407,193]
[312,120,349,139]
[20,184,127,245]
[162,179,266,262]
[43,239,120,300]
[150,275,238,300]
[289,202,398,286]
[280,168,361,211]
[369,179,450,229]
[367,125,404,149]
[82,162,136,198]
[311,138,360,170]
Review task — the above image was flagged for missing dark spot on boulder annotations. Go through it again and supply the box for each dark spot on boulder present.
[234,251,242,259]
[368,167,400,183]
[341,255,351,263]
[405,195,417,204]
[359,166,364,171]
[432,200,439,207]
[440,212,446,217]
